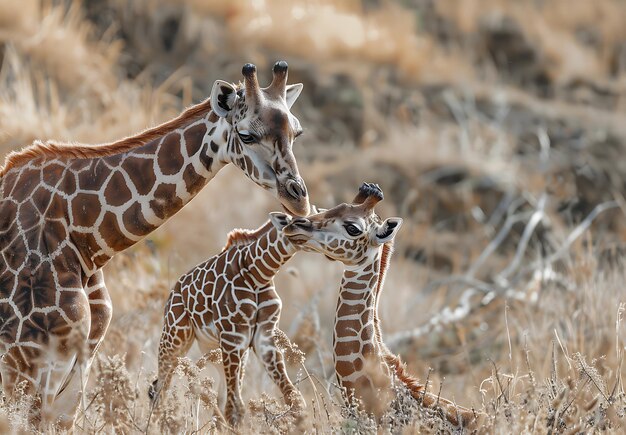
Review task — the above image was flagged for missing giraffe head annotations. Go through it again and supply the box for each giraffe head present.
[210,61,309,216]
[282,183,403,266]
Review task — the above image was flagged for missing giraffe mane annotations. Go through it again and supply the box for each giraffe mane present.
[375,241,478,427]
[376,241,394,296]
[221,220,274,252]
[0,94,222,178]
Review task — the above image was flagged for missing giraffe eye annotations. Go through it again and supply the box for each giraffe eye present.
[344,224,362,237]
[238,131,257,144]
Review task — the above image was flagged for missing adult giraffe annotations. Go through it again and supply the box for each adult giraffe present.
[0,61,309,429]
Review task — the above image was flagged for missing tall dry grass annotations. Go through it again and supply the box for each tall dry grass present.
[1,0,626,433]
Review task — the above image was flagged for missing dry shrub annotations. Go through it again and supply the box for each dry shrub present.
[248,392,301,434]
[174,356,223,421]
[273,328,305,366]
[153,389,185,434]
[1,380,37,433]
[89,354,137,431]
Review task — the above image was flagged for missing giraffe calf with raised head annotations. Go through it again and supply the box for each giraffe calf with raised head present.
[281,183,479,429]
[150,213,309,427]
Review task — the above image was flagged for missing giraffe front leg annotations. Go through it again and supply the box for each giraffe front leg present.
[220,333,249,427]
[151,289,195,405]
[252,286,305,412]
[86,270,112,357]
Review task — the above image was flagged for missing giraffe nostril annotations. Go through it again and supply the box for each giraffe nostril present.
[292,218,311,228]
[298,179,307,197]
[286,179,305,199]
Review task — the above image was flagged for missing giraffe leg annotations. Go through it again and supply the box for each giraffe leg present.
[1,270,91,430]
[253,328,305,411]
[50,270,112,429]
[220,334,249,427]
[252,286,305,412]
[0,347,41,427]
[85,270,112,357]
[151,289,194,404]
[39,293,91,430]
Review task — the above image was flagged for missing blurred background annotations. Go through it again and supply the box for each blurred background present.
[1,0,626,432]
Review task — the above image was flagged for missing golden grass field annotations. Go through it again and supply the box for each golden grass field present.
[2,0,626,433]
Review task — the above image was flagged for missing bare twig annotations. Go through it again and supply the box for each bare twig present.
[497,194,547,283]
[466,198,530,278]
[521,201,618,276]
[489,359,509,405]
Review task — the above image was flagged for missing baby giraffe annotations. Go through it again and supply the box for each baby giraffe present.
[150,213,307,427]
[282,183,479,429]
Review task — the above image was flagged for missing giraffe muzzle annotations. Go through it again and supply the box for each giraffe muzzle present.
[283,217,313,244]
[277,177,310,217]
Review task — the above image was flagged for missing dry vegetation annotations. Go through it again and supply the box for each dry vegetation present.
[2,0,626,433]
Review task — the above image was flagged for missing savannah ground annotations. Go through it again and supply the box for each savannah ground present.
[1,0,626,433]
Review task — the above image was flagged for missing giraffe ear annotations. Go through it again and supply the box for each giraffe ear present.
[210,80,239,117]
[374,218,402,245]
[269,212,293,230]
[285,83,303,109]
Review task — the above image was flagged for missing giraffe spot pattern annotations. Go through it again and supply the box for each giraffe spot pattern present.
[158,133,185,175]
[154,224,303,426]
[104,171,132,206]
[71,193,102,227]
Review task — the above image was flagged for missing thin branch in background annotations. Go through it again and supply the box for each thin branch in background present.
[466,197,529,278]
[543,201,618,267]
[497,194,547,284]
[486,191,516,233]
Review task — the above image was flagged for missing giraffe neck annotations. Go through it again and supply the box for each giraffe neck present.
[68,113,231,274]
[238,227,297,287]
[333,247,479,426]
[333,250,391,393]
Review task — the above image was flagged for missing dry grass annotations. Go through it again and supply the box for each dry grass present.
[1,0,626,433]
